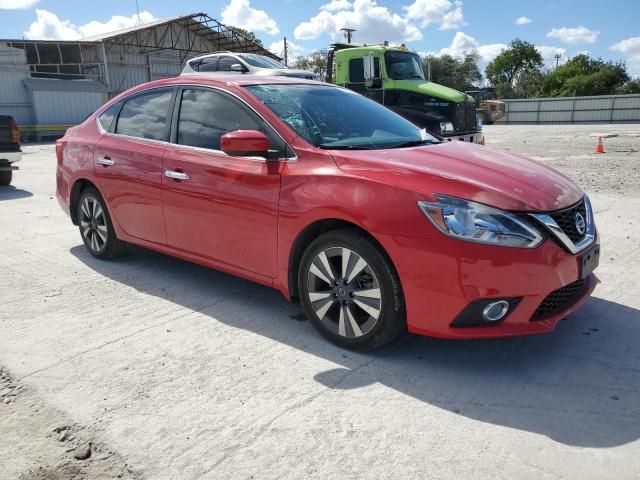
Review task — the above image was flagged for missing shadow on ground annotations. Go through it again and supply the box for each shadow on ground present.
[71,244,640,449]
[0,185,33,201]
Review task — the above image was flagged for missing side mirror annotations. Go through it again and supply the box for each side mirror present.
[363,54,374,81]
[221,130,269,157]
[231,63,247,73]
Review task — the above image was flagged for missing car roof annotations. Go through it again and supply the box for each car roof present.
[137,75,328,89]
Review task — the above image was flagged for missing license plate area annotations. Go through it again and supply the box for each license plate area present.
[579,244,600,279]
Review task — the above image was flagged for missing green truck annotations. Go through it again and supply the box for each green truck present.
[326,43,483,144]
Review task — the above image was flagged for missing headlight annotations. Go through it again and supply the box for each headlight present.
[418,195,543,248]
[476,116,483,130]
[439,122,454,133]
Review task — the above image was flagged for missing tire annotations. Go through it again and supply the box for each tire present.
[0,170,12,186]
[298,228,405,351]
[77,187,126,259]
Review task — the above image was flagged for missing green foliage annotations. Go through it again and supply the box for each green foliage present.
[229,26,263,47]
[540,54,630,96]
[485,39,543,86]
[422,52,482,91]
[292,50,329,79]
[616,78,640,94]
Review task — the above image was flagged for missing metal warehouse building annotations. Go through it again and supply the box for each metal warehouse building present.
[0,12,277,140]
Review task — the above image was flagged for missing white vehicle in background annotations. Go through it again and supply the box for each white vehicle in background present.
[0,115,21,186]
[181,52,317,79]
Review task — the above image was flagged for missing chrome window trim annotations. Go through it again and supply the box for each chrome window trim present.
[97,83,296,161]
[529,195,595,254]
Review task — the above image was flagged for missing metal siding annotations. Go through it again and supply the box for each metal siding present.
[32,90,103,124]
[501,94,640,124]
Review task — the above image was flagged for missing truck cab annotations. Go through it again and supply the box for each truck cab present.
[327,43,483,144]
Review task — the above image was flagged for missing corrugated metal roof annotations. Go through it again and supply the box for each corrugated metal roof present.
[80,14,189,42]
[24,78,108,92]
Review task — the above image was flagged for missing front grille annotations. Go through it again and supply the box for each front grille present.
[531,279,586,321]
[549,200,587,244]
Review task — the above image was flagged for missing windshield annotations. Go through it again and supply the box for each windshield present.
[385,51,425,81]
[238,54,288,69]
[245,84,439,150]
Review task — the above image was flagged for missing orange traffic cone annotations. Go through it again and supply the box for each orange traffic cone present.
[595,135,605,154]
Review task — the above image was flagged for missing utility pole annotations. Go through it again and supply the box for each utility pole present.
[283,37,288,66]
[554,52,561,69]
[340,28,356,44]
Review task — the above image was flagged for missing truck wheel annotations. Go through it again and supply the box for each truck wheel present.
[0,170,12,186]
[77,187,126,259]
[298,228,405,351]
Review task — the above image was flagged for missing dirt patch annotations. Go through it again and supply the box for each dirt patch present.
[0,367,139,480]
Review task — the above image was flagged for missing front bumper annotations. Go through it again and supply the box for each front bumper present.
[376,232,599,339]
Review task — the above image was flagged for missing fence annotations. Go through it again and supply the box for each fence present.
[499,94,640,124]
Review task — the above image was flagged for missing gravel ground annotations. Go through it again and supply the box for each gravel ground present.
[1,125,639,479]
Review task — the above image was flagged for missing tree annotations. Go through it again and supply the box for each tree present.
[616,78,640,94]
[422,52,482,91]
[292,50,329,80]
[486,39,543,88]
[540,54,630,97]
[229,26,263,47]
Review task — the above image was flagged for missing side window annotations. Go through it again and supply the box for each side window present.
[374,57,381,77]
[176,88,284,153]
[97,101,121,132]
[349,58,364,83]
[116,89,173,141]
[217,56,237,72]
[197,57,218,72]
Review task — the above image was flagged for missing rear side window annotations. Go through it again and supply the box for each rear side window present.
[349,58,364,83]
[176,88,284,153]
[97,101,121,132]
[116,89,173,141]
[197,57,218,72]
[217,56,237,72]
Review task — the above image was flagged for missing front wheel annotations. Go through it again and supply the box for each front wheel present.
[77,187,125,259]
[298,228,405,350]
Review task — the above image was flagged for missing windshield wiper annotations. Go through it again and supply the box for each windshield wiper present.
[388,139,438,149]
[317,144,375,150]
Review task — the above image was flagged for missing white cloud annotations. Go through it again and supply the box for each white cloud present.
[0,0,38,9]
[320,0,352,11]
[515,16,531,25]
[433,31,506,71]
[611,36,640,77]
[221,0,279,35]
[24,9,156,40]
[294,0,421,43]
[403,0,466,30]
[268,39,303,64]
[537,45,567,69]
[547,26,599,45]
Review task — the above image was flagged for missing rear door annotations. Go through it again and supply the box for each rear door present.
[161,86,286,277]
[94,87,176,245]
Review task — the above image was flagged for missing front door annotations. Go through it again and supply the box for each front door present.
[161,87,286,277]
[94,87,175,244]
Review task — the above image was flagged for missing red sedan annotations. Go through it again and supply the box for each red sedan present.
[56,76,599,350]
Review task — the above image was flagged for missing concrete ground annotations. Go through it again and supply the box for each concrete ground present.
[1,124,639,479]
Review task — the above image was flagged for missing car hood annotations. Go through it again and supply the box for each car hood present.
[331,141,583,212]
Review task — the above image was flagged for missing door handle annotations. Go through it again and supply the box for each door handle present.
[97,156,115,166]
[165,170,191,181]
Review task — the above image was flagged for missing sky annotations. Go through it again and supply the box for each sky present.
[1,0,639,77]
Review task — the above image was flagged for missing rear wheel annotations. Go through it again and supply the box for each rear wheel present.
[298,228,405,350]
[77,187,125,259]
[0,170,12,186]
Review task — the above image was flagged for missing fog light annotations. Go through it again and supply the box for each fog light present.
[482,300,510,322]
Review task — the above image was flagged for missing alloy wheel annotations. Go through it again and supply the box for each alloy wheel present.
[306,247,382,338]
[80,195,108,253]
